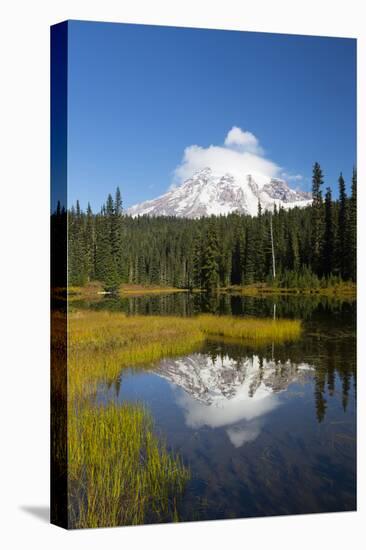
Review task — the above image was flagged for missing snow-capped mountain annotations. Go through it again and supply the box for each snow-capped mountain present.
[128,168,311,218]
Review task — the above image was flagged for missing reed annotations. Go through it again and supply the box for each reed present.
[68,402,189,528]
[65,311,199,527]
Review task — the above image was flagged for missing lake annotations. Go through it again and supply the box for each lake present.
[79,293,356,522]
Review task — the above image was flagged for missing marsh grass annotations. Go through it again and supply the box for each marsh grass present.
[120,284,188,295]
[65,282,188,302]
[197,314,302,342]
[65,309,301,528]
[225,282,357,297]
[68,311,205,399]
[66,311,202,527]
[68,403,189,528]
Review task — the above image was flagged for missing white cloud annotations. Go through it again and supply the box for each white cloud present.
[224,126,263,155]
[177,389,279,431]
[174,126,282,186]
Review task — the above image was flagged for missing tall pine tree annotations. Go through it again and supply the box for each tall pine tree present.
[311,162,324,276]
[323,187,334,276]
[254,202,265,281]
[347,168,357,281]
[200,223,220,292]
[337,172,348,279]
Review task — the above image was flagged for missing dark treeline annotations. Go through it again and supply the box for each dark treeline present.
[62,163,356,291]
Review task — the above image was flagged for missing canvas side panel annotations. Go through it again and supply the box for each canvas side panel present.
[50,20,68,530]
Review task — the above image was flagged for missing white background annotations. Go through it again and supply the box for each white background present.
[0,0,365,548]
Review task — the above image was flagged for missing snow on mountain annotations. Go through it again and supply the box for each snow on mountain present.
[152,353,314,446]
[127,167,311,218]
[154,352,314,406]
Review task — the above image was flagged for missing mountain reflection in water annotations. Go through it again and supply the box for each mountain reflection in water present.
[155,353,314,447]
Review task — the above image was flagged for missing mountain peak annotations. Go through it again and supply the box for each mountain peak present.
[127,168,311,218]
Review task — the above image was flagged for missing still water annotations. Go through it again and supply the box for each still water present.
[91,293,356,521]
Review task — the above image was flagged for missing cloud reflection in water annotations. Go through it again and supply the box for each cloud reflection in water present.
[155,353,313,448]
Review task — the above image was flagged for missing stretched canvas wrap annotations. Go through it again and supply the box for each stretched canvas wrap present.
[51,20,357,529]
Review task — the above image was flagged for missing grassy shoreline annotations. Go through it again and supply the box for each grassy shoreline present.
[66,282,188,300]
[223,282,357,297]
[64,280,356,300]
[120,284,188,295]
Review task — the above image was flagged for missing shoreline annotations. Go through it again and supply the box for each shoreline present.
[222,283,357,298]
[64,281,357,300]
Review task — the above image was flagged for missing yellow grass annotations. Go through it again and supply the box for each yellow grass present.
[68,311,204,399]
[120,284,188,295]
[197,314,302,342]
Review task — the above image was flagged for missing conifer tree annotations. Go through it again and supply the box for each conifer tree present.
[200,224,220,292]
[115,187,123,216]
[286,227,300,272]
[323,187,335,276]
[112,187,124,278]
[231,235,242,285]
[348,168,357,281]
[243,225,255,284]
[84,202,95,281]
[103,251,120,293]
[255,201,265,281]
[149,251,160,285]
[94,205,118,291]
[102,192,123,289]
[192,234,203,288]
[337,172,348,278]
[68,201,88,285]
[311,162,324,276]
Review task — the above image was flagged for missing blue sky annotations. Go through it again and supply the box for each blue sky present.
[67,20,356,211]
